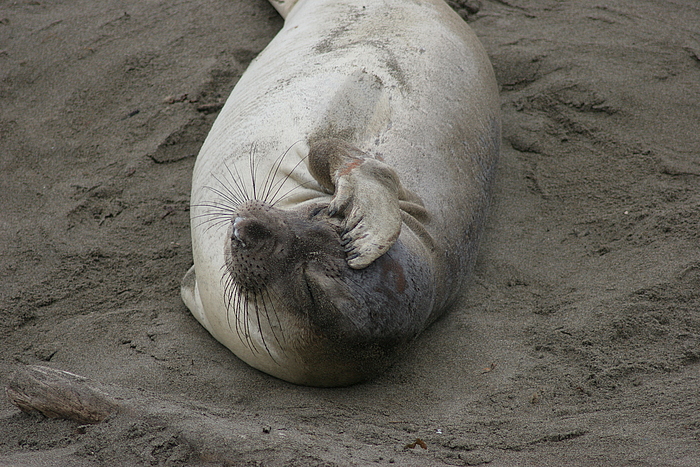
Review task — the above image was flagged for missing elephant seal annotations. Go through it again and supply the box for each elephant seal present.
[181,0,500,387]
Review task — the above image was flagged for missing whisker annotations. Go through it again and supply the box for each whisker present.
[261,140,304,204]
[191,214,233,226]
[242,290,257,354]
[200,218,231,233]
[270,179,318,207]
[191,206,234,232]
[242,294,256,353]
[224,279,236,330]
[249,143,259,201]
[259,288,285,362]
[260,147,286,205]
[262,287,284,345]
[223,160,250,203]
[253,292,275,361]
[192,212,231,220]
[207,177,245,208]
[267,157,310,205]
[190,201,237,212]
[221,265,253,354]
[190,206,236,221]
[233,291,249,351]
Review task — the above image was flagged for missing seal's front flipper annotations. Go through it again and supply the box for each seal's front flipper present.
[308,138,428,269]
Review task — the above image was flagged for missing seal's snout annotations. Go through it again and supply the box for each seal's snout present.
[224,199,347,295]
[232,216,272,248]
[225,201,289,292]
[229,200,286,252]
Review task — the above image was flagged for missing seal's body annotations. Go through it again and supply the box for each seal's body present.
[181,0,500,386]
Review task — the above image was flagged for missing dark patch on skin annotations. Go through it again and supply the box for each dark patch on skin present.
[315,37,409,94]
[313,7,366,55]
[379,48,409,93]
[314,24,350,55]
[311,3,408,95]
[380,255,406,294]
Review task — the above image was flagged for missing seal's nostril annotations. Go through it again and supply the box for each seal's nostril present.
[232,230,246,248]
[231,217,246,246]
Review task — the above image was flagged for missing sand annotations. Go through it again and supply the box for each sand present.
[1,0,699,465]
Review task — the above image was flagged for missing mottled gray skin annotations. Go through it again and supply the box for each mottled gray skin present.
[181,0,500,386]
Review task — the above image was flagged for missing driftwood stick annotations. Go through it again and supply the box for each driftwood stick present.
[6,365,118,424]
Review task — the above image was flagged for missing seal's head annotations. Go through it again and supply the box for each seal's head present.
[226,199,344,293]
[219,198,432,386]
